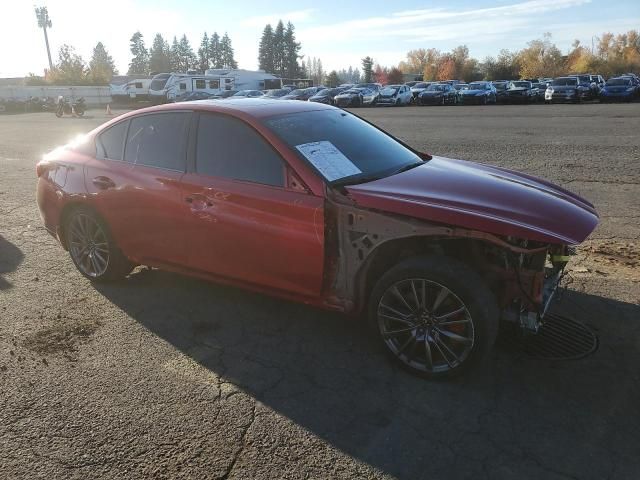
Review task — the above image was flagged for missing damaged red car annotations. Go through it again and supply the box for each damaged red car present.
[36,100,599,378]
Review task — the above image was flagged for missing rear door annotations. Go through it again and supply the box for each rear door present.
[179,112,325,298]
[86,111,191,266]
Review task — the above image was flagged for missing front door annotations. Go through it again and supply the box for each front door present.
[180,112,325,298]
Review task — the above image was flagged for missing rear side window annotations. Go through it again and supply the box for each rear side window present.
[196,114,285,187]
[125,113,189,170]
[97,120,128,161]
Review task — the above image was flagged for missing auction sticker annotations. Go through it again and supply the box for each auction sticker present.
[296,141,361,182]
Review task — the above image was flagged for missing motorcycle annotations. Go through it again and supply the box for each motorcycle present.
[55,96,86,117]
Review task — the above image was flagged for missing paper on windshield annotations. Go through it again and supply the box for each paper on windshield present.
[295,141,361,182]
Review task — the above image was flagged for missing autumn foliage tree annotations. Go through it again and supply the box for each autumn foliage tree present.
[387,67,404,84]
[373,64,388,84]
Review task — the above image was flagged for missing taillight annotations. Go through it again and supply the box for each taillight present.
[36,162,49,178]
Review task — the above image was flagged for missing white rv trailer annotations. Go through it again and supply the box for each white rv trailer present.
[148,73,235,103]
[204,69,282,91]
[123,78,153,100]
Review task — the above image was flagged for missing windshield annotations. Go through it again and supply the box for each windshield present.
[413,83,429,89]
[265,110,421,184]
[606,78,631,86]
[381,86,399,94]
[512,81,531,88]
[552,78,577,86]
[265,89,288,97]
[454,84,468,90]
[468,83,487,90]
[287,89,305,96]
[494,83,508,90]
[233,91,250,96]
[426,84,446,91]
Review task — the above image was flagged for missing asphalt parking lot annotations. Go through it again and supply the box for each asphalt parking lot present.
[1,103,639,479]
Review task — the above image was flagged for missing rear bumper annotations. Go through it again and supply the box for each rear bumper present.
[335,98,359,107]
[418,96,443,105]
[460,96,486,104]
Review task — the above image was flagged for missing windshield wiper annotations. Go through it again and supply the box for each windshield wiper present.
[332,161,424,188]
[389,161,424,176]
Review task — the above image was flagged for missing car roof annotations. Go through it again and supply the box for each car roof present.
[122,98,334,120]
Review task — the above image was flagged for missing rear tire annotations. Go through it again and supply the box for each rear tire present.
[368,255,499,379]
[65,206,132,282]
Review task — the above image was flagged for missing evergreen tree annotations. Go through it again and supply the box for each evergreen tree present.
[169,36,180,72]
[326,70,340,87]
[177,34,197,72]
[88,42,116,84]
[273,21,285,77]
[219,33,237,69]
[283,22,301,78]
[198,32,210,72]
[308,57,324,85]
[361,56,374,82]
[128,31,148,74]
[258,24,275,73]
[149,33,171,73]
[209,32,222,69]
[300,60,307,79]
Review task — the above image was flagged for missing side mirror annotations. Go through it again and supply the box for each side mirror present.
[418,151,433,161]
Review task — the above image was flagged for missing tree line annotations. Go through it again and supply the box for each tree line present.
[319,30,640,88]
[27,30,240,86]
[389,31,640,83]
[27,23,639,87]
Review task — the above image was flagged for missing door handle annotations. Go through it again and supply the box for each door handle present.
[92,176,115,190]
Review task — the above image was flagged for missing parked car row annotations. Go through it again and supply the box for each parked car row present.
[169,73,640,108]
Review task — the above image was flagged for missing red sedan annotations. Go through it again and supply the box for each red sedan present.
[36,99,599,378]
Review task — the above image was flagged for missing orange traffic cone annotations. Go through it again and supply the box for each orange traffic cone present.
[106,104,113,115]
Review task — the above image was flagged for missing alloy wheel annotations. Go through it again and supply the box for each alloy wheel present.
[377,279,475,373]
[68,214,110,278]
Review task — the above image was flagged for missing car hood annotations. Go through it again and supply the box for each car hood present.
[421,91,444,96]
[345,156,598,245]
[462,89,486,95]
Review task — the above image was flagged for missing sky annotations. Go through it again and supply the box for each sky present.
[2,0,639,78]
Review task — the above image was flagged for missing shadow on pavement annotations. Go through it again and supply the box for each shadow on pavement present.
[95,268,640,479]
[0,235,24,290]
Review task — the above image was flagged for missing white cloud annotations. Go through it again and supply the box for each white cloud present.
[241,9,316,28]
[298,0,592,43]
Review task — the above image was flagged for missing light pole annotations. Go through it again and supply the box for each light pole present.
[35,6,53,72]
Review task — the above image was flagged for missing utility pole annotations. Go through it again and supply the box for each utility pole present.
[35,6,53,72]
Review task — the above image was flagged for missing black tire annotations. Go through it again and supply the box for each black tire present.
[368,255,499,379]
[64,206,133,282]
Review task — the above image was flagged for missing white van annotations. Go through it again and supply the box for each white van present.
[149,73,235,103]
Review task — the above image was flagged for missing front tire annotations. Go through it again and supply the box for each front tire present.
[65,207,132,282]
[368,255,499,379]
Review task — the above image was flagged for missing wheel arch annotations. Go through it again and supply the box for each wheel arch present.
[58,201,106,250]
[353,235,500,315]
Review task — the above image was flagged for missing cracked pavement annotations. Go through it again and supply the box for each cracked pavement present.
[1,104,639,479]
